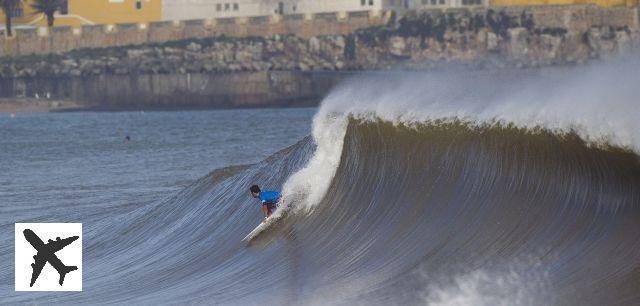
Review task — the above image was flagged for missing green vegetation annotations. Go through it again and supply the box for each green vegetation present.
[356,9,535,47]
[31,0,64,27]
[0,0,20,37]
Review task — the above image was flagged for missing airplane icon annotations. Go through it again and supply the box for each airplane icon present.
[23,229,79,287]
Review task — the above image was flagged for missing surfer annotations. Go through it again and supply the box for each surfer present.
[250,185,281,222]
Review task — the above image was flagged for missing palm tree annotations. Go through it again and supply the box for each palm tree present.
[30,0,62,27]
[0,0,20,37]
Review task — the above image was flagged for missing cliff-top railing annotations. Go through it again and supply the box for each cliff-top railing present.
[0,10,383,57]
[0,5,638,57]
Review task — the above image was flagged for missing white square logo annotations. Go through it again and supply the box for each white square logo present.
[15,223,82,291]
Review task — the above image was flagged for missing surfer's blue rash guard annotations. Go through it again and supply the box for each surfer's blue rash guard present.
[258,191,281,205]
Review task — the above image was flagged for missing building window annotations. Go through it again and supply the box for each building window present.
[430,0,436,4]
[233,3,238,11]
[225,3,230,11]
[369,0,374,5]
[136,0,141,10]
[12,6,23,18]
[59,0,68,15]
[439,0,445,4]
[361,0,366,6]
[216,4,222,11]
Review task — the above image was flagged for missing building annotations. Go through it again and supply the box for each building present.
[0,0,161,28]
[382,0,485,9]
[490,0,636,6]
[391,0,636,9]
[413,0,486,8]
[162,0,387,21]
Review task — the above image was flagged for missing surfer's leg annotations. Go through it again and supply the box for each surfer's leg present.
[267,203,276,215]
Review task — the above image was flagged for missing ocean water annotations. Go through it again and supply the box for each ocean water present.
[1,60,640,305]
[0,108,314,222]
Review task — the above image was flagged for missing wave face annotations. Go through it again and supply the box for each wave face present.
[6,61,640,305]
[315,120,640,305]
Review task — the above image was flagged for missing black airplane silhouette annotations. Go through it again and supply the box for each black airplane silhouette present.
[23,229,79,287]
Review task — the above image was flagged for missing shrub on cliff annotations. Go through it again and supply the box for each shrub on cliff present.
[355,26,393,47]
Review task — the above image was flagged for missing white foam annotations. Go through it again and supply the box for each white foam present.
[283,57,640,211]
[421,267,552,306]
[282,112,348,212]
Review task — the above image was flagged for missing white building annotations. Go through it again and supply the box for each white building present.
[162,0,385,21]
[412,0,486,9]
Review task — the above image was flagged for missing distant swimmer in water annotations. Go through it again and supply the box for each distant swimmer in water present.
[250,185,282,222]
[124,136,131,143]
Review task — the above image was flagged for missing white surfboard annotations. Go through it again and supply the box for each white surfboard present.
[242,206,288,242]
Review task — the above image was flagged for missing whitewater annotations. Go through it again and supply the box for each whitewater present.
[2,58,640,305]
[285,58,640,212]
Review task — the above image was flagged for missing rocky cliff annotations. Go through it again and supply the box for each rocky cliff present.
[0,8,638,109]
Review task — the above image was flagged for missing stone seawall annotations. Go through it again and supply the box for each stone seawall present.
[0,5,636,58]
[0,5,638,110]
[0,11,382,57]
[0,71,353,110]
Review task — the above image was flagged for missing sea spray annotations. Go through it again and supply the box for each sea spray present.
[282,112,348,212]
[282,59,640,213]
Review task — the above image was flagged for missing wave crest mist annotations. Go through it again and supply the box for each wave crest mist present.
[5,59,640,305]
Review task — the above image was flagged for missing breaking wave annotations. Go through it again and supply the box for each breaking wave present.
[4,59,640,305]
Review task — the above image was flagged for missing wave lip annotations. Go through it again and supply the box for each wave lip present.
[4,62,640,305]
[283,60,640,212]
[274,61,640,304]
[299,119,640,305]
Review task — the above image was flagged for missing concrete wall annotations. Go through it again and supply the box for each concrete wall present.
[498,5,639,30]
[162,0,382,21]
[490,0,637,8]
[0,11,382,57]
[1,5,638,110]
[0,71,354,109]
[0,5,637,57]
[414,0,487,9]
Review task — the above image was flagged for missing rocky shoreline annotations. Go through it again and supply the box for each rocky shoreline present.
[0,98,82,113]
[0,9,637,109]
[1,10,637,79]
